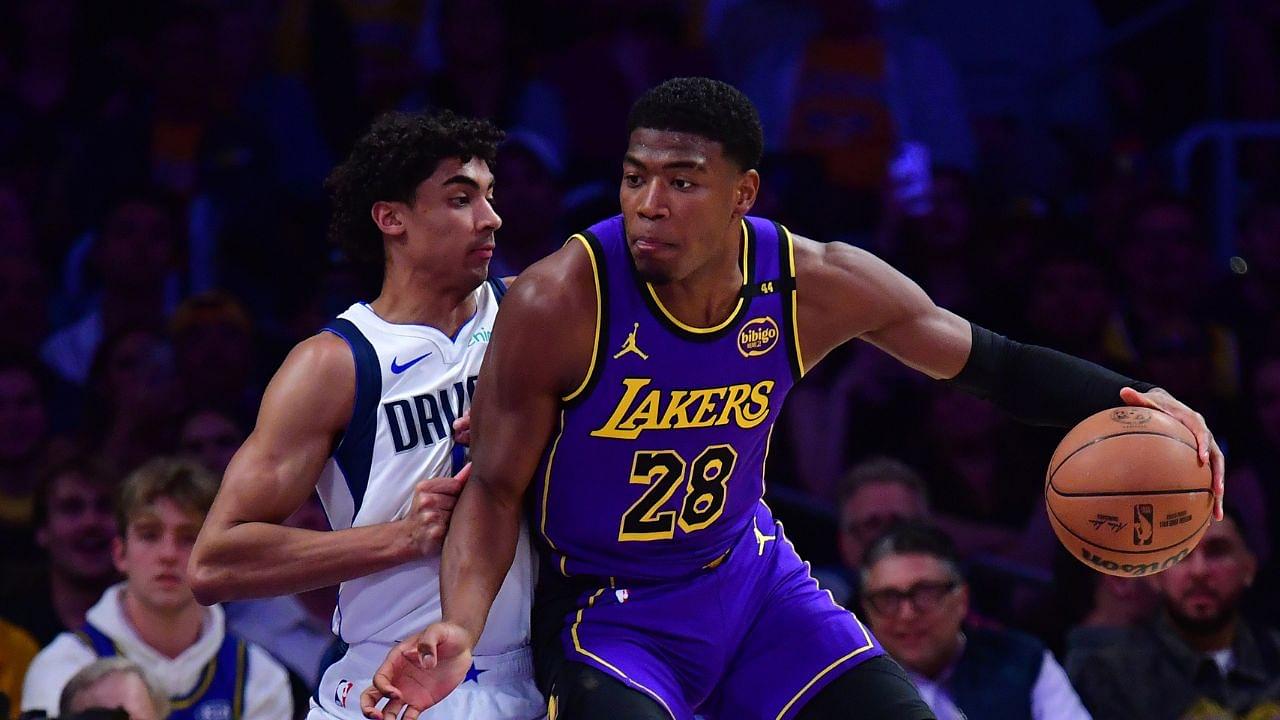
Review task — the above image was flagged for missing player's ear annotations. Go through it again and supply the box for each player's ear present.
[731,169,760,219]
[371,200,408,237]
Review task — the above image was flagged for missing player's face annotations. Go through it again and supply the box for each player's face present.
[620,129,757,284]
[38,472,117,582]
[861,554,967,678]
[839,483,926,570]
[397,157,501,286]
[1156,518,1255,632]
[114,498,203,614]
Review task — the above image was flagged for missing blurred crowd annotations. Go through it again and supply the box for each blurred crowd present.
[4,0,1280,718]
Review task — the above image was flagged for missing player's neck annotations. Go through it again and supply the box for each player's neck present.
[121,588,205,659]
[371,265,479,338]
[649,225,745,327]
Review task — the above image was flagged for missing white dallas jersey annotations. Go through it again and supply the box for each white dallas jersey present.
[315,280,535,656]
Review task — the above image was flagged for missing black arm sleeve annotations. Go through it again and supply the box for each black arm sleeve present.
[945,323,1156,428]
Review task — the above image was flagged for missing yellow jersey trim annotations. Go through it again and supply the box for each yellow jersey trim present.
[773,533,876,720]
[643,219,750,334]
[571,588,677,720]
[540,411,567,559]
[563,234,602,402]
[170,653,219,709]
[779,224,805,377]
[232,640,247,719]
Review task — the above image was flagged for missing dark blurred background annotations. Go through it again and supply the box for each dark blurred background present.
[2,0,1280,691]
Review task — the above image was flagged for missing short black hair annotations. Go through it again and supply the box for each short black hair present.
[836,456,930,510]
[862,521,964,582]
[627,77,763,171]
[324,110,504,267]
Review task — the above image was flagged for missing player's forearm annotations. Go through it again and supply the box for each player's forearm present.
[189,520,416,604]
[946,323,1155,427]
[438,474,521,646]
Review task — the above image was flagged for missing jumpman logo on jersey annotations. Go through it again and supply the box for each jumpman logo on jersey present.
[613,322,649,360]
[753,517,776,556]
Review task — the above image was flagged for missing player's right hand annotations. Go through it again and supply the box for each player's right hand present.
[360,623,474,719]
[406,463,470,557]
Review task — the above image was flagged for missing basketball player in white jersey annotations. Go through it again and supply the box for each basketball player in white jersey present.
[188,111,542,720]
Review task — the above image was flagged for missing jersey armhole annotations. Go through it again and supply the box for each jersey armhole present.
[774,222,805,380]
[561,232,610,403]
[319,320,381,516]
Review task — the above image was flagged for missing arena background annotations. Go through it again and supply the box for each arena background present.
[1,0,1279,716]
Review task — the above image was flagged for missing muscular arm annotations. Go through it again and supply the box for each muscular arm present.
[793,235,1223,513]
[189,334,424,604]
[440,242,596,645]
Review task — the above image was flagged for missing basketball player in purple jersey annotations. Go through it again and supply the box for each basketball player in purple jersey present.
[362,78,1225,720]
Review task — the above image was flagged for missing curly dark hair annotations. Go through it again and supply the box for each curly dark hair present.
[627,77,763,171]
[324,110,504,267]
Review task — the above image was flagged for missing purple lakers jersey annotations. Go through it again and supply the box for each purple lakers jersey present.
[534,215,803,579]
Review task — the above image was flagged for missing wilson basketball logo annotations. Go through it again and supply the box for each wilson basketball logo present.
[738,317,779,358]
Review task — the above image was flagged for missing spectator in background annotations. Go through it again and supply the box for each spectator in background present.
[57,658,166,720]
[224,493,336,690]
[20,457,291,719]
[861,523,1091,720]
[0,254,48,358]
[488,131,566,277]
[179,409,245,478]
[0,356,52,553]
[1067,511,1280,719]
[80,330,180,476]
[42,192,179,387]
[1022,249,1128,368]
[822,456,930,607]
[1228,197,1280,359]
[0,451,116,646]
[0,617,38,720]
[170,291,258,426]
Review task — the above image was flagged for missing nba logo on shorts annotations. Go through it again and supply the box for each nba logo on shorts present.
[335,679,355,708]
[1133,504,1154,546]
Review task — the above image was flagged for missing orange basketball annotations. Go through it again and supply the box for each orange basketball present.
[1045,407,1212,577]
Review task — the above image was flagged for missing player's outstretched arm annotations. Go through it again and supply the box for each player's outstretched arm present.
[189,333,462,604]
[361,242,594,719]
[791,235,1224,518]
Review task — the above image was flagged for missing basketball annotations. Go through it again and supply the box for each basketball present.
[1046,407,1212,577]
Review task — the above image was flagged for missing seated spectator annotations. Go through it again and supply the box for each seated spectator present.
[178,409,244,478]
[58,658,166,720]
[0,355,53,556]
[20,457,291,719]
[824,456,930,605]
[1066,511,1280,719]
[0,451,117,645]
[170,292,259,426]
[861,523,1091,720]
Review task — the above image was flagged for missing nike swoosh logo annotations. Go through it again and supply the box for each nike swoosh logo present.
[390,352,432,374]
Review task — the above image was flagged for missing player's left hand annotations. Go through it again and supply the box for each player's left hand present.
[452,413,471,445]
[359,623,472,719]
[1120,386,1225,521]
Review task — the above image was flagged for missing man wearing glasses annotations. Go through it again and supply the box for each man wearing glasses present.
[861,523,1091,720]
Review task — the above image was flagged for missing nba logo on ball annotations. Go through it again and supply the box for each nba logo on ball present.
[738,317,779,358]
[1133,504,1154,545]
[335,679,354,708]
